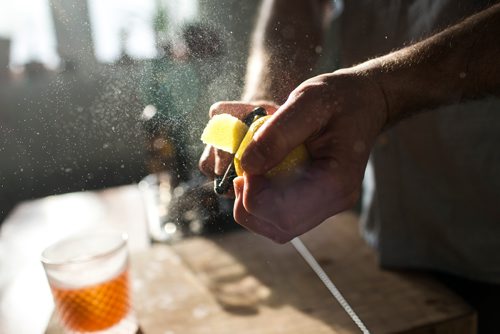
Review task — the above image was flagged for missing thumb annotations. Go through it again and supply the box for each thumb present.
[241,97,321,175]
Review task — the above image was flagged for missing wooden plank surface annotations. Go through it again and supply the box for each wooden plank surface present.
[300,214,476,333]
[0,185,150,334]
[5,182,470,334]
[135,244,354,334]
[46,213,475,334]
[170,212,475,333]
[169,235,356,334]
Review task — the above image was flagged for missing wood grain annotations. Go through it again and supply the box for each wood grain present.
[32,188,475,334]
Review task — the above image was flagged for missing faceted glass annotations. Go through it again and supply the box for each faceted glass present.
[41,233,137,334]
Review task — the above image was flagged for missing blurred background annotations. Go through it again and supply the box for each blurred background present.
[0,0,338,225]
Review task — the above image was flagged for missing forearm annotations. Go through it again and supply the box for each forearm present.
[354,3,500,125]
[243,0,330,104]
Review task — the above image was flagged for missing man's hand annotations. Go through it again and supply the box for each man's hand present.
[200,69,387,243]
[234,70,387,242]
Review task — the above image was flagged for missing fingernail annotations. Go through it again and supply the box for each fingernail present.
[241,142,266,174]
[233,176,244,199]
[215,161,225,175]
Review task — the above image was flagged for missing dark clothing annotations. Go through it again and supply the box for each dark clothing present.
[333,1,500,332]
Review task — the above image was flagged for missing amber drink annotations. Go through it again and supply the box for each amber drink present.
[41,233,137,333]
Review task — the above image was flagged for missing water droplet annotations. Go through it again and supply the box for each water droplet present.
[164,222,177,234]
[142,105,157,120]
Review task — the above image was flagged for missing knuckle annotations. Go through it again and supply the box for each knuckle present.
[296,76,328,94]
[198,159,213,177]
[198,146,214,176]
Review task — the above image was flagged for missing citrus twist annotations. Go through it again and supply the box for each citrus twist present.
[233,115,309,178]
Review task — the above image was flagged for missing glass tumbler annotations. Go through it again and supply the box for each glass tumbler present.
[41,232,138,334]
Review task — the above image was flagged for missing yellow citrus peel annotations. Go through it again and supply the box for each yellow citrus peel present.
[237,115,310,177]
[201,113,309,178]
[200,114,248,154]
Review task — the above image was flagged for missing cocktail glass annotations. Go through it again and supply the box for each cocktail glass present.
[41,232,138,333]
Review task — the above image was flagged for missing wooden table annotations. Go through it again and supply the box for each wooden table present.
[0,185,476,334]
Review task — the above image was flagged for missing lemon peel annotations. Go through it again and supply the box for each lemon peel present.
[201,113,309,179]
[200,114,248,154]
[233,116,309,178]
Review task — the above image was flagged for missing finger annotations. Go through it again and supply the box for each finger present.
[209,101,279,119]
[241,90,328,175]
[233,177,293,243]
[209,100,280,176]
[199,145,216,178]
[214,149,233,175]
